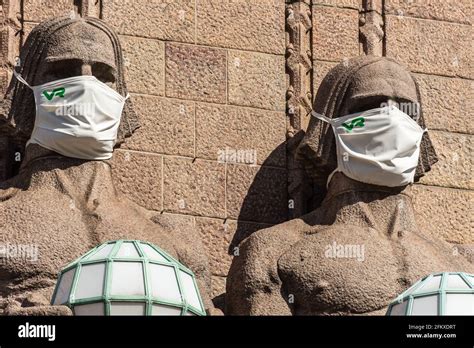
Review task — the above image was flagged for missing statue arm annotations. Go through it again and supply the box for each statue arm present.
[1,291,72,316]
[3,302,72,316]
[226,231,294,315]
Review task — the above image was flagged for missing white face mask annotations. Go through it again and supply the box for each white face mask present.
[312,105,426,188]
[14,70,128,160]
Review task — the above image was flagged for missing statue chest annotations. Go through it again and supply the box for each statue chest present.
[276,225,473,315]
[0,191,93,279]
[277,226,404,314]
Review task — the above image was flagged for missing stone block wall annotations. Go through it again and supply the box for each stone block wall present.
[383,1,473,249]
[0,0,472,303]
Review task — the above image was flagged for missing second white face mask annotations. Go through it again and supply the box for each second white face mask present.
[312,105,426,188]
[14,70,128,160]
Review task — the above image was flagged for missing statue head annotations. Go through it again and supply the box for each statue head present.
[297,55,437,187]
[0,16,138,149]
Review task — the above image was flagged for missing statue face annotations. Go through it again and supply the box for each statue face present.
[34,21,117,89]
[340,60,419,119]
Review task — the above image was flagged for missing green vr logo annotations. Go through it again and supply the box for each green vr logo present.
[42,87,65,101]
[342,117,365,132]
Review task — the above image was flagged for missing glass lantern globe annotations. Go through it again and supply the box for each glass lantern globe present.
[386,272,474,316]
[51,240,206,316]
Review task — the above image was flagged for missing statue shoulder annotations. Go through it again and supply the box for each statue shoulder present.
[242,219,307,249]
[0,177,22,201]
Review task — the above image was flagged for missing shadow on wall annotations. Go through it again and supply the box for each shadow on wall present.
[211,135,324,311]
[228,141,289,253]
[228,133,324,253]
[211,140,292,312]
[0,137,24,182]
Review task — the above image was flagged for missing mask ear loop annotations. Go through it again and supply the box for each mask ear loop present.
[311,110,333,125]
[13,69,32,89]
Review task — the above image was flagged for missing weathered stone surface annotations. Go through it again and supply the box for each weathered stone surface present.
[226,164,288,224]
[359,7,384,56]
[195,103,286,167]
[81,0,101,18]
[22,22,38,41]
[166,43,226,104]
[196,217,270,277]
[451,244,474,264]
[408,184,473,245]
[123,95,194,157]
[0,69,9,95]
[312,60,337,101]
[211,276,226,299]
[120,36,164,96]
[362,0,383,13]
[312,6,359,61]
[228,50,286,111]
[385,0,472,24]
[102,0,195,42]
[163,157,226,218]
[419,131,473,190]
[196,217,233,276]
[1,0,21,24]
[313,0,359,9]
[1,26,20,66]
[111,150,162,211]
[23,0,75,22]
[196,0,285,55]
[386,15,472,78]
[415,74,473,134]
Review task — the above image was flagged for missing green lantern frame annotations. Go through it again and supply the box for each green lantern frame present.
[51,240,206,316]
[386,272,474,316]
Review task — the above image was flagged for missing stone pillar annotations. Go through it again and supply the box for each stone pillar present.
[359,0,384,56]
[286,0,313,218]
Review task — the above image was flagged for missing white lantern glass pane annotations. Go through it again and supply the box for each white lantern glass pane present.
[446,274,470,289]
[445,294,474,315]
[141,244,168,262]
[414,275,441,294]
[87,243,114,261]
[467,275,474,287]
[110,302,146,316]
[402,281,421,296]
[185,311,196,316]
[411,295,438,315]
[74,263,105,300]
[116,242,139,258]
[149,264,181,303]
[110,262,145,296]
[390,301,407,316]
[151,304,182,316]
[74,302,104,316]
[179,270,202,311]
[53,268,75,305]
